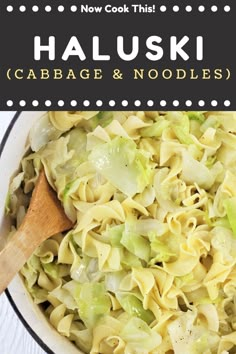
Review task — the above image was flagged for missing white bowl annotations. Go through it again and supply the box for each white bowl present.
[0,112,82,354]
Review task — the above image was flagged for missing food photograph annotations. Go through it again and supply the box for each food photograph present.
[1,111,236,354]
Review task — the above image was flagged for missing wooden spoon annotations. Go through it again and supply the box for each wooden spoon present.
[0,170,74,294]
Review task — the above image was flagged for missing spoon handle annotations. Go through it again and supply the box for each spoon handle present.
[0,170,73,294]
[0,229,34,294]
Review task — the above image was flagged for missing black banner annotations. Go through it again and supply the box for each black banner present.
[0,0,234,110]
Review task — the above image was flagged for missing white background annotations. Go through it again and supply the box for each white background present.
[0,112,45,354]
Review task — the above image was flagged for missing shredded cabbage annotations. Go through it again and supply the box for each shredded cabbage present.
[89,136,153,197]
[120,317,162,352]
[75,282,111,329]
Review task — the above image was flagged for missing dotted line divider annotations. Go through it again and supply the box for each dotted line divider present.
[3,99,231,108]
[4,4,231,13]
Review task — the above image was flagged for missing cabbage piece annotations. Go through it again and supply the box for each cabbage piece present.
[168,310,198,353]
[108,224,125,247]
[173,125,193,145]
[120,317,161,352]
[66,127,88,161]
[49,285,78,310]
[43,263,69,279]
[148,232,179,265]
[29,113,63,152]
[172,114,194,145]
[88,136,153,197]
[39,136,73,181]
[149,238,177,264]
[74,282,111,329]
[140,119,169,137]
[212,217,231,229]
[181,150,214,189]
[165,112,193,144]
[168,310,219,354]
[116,294,155,324]
[105,271,127,293]
[205,155,217,168]
[97,111,114,127]
[127,218,168,237]
[57,129,89,180]
[187,112,205,123]
[200,115,220,132]
[5,172,26,215]
[71,257,102,283]
[120,228,150,263]
[224,197,236,237]
[121,251,143,269]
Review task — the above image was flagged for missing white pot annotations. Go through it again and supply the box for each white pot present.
[0,112,82,354]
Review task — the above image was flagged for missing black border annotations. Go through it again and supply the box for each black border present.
[0,111,21,156]
[0,111,53,354]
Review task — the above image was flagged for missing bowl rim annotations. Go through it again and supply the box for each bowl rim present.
[0,111,53,354]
